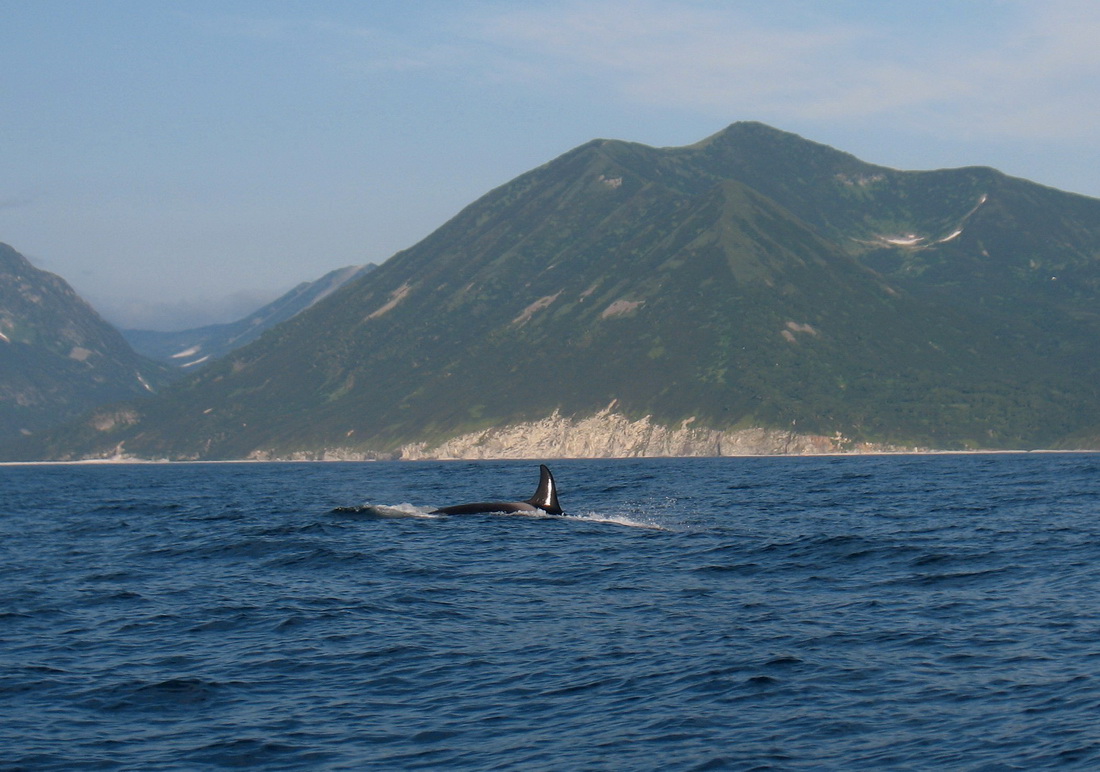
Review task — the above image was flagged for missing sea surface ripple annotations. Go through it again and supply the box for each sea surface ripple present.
[2,454,1099,769]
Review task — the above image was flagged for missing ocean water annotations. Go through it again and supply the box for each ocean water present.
[2,454,1099,770]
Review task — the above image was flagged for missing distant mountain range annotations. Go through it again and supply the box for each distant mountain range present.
[0,243,170,443]
[6,122,1100,460]
[0,243,372,447]
[122,264,374,368]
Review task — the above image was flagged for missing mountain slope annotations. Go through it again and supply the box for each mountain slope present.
[123,264,375,369]
[0,243,170,443]
[14,123,1100,460]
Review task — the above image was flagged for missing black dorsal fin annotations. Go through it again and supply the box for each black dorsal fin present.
[526,464,562,514]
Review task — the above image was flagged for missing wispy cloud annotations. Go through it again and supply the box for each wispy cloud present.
[184,9,468,76]
[0,196,34,211]
[469,0,1100,139]
[182,1,1100,140]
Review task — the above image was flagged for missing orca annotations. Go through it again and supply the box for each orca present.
[430,464,564,515]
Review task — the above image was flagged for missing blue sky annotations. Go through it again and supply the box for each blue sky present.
[3,0,1100,329]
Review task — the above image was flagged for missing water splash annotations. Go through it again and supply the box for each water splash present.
[330,502,442,519]
[562,511,674,531]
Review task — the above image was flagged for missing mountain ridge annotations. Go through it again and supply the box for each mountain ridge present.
[7,122,1100,460]
[123,263,375,369]
[0,243,171,443]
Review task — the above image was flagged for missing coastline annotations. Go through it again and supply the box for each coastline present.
[3,409,1095,465]
[2,448,1096,467]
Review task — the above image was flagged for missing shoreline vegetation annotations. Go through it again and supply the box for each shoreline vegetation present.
[4,410,1095,465]
[2,450,1096,467]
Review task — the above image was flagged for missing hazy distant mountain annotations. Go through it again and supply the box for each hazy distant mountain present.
[12,123,1100,460]
[123,264,375,369]
[0,243,170,443]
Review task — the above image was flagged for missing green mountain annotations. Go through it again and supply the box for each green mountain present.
[123,263,375,369]
[0,243,171,444]
[11,123,1100,460]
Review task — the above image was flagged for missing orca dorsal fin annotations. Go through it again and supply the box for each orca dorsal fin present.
[526,464,562,514]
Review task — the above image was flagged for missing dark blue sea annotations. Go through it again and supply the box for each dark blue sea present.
[2,454,1100,770]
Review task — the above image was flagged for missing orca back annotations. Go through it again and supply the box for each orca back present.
[431,501,537,516]
[429,464,563,516]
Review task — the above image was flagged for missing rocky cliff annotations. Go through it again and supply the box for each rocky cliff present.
[231,407,909,462]
[394,409,909,460]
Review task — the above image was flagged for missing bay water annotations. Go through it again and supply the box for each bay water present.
[2,454,1099,769]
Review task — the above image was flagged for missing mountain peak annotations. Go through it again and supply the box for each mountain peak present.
[690,120,793,145]
[689,121,869,170]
